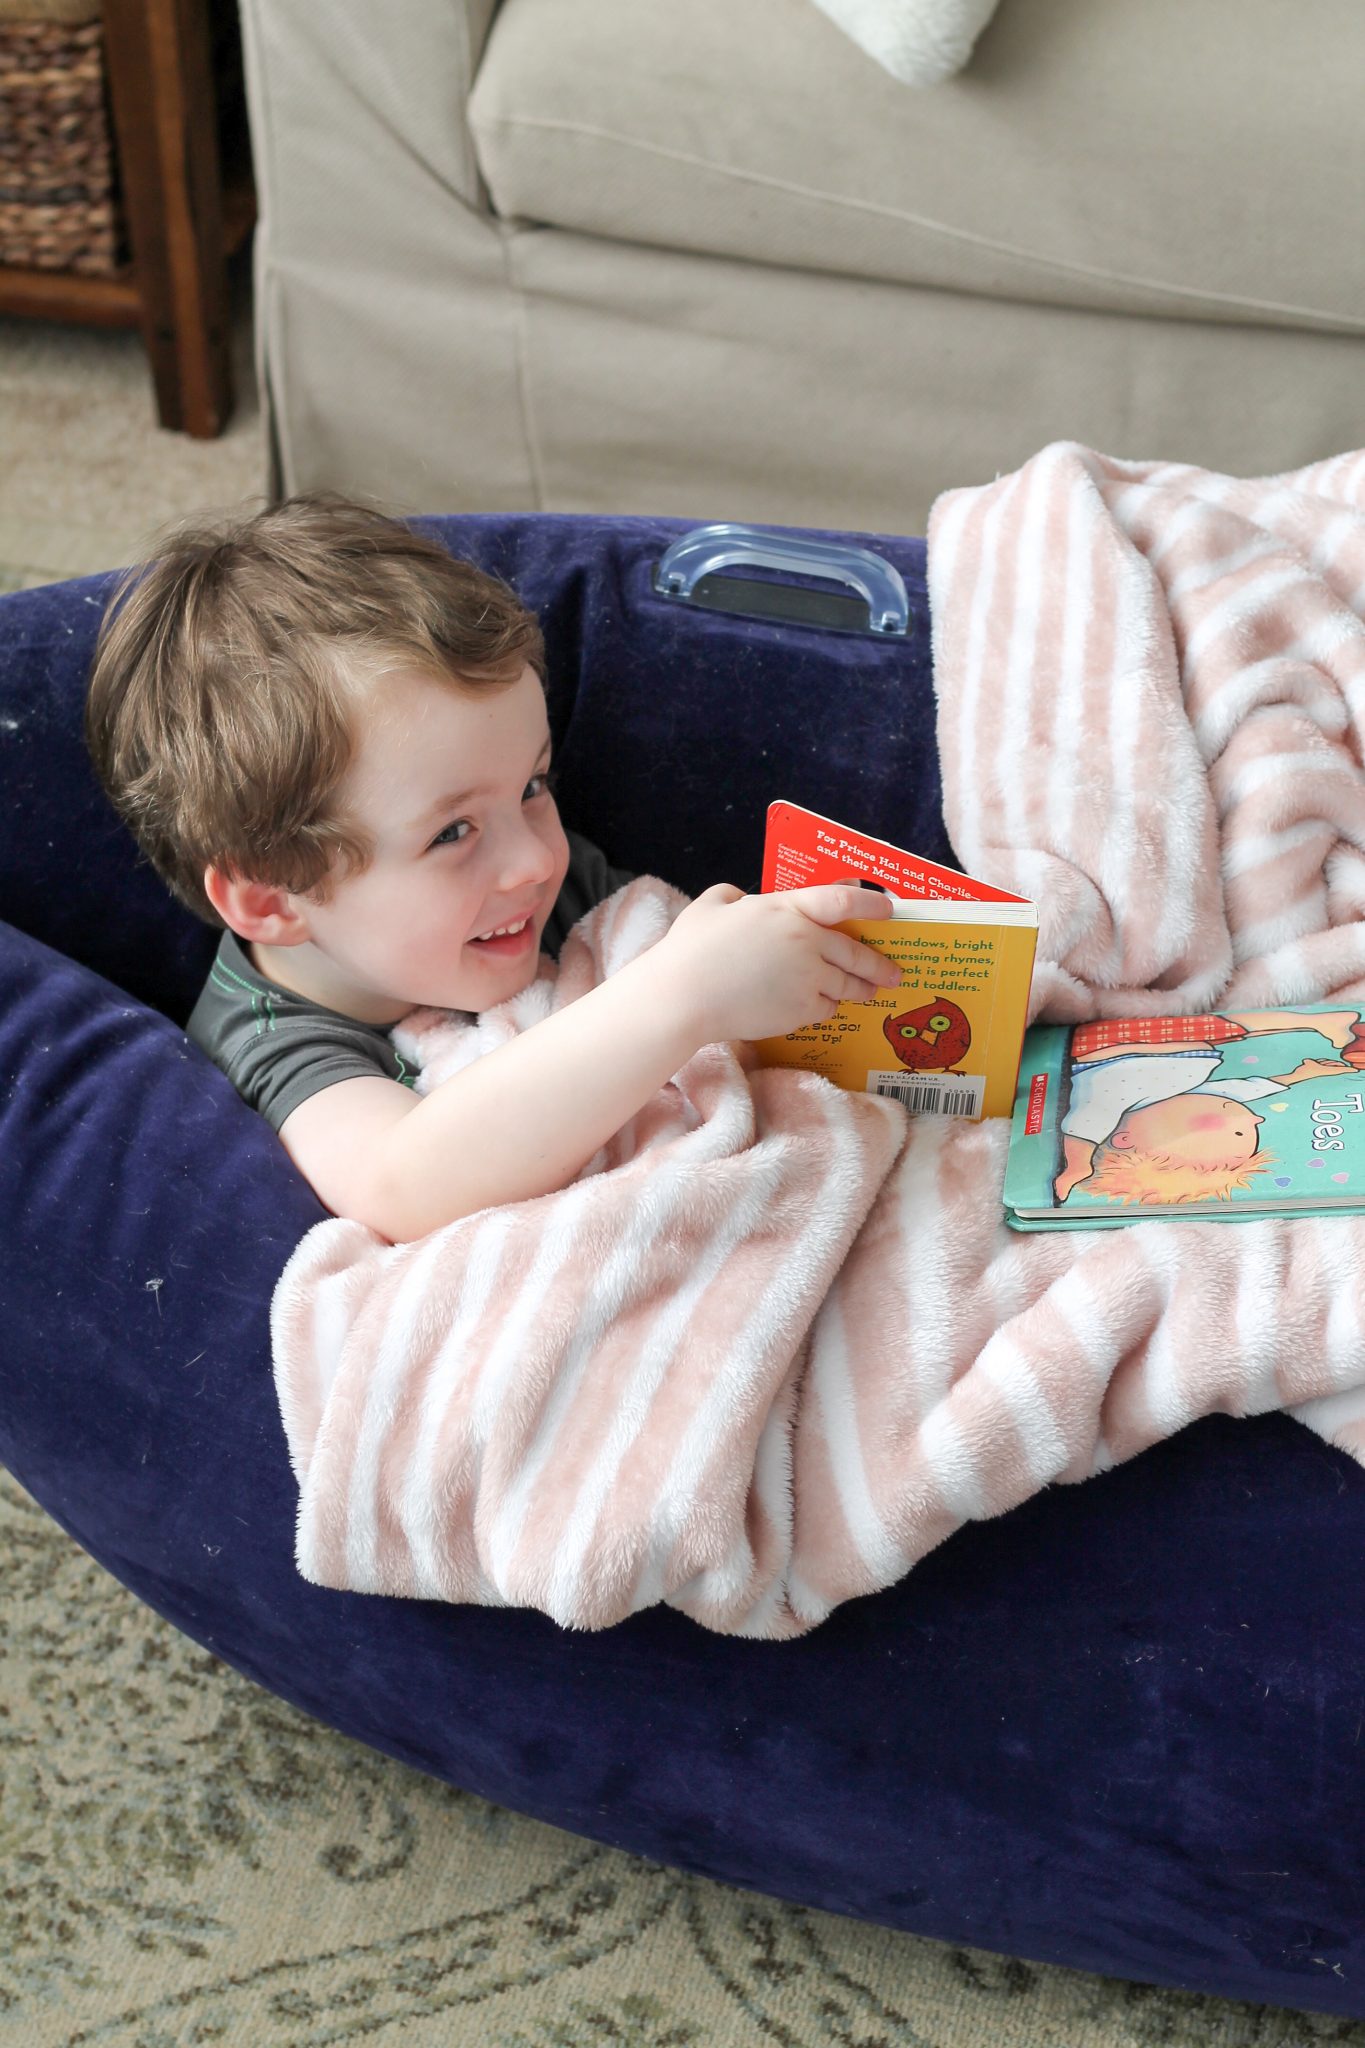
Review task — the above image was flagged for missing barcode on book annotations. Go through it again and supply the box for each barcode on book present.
[865,1070,986,1119]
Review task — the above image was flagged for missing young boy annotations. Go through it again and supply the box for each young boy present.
[85,494,901,1243]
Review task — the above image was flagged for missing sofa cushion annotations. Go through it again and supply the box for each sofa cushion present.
[469,0,1365,335]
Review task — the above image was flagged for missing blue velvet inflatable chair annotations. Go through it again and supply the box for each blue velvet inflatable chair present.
[4,515,1365,2021]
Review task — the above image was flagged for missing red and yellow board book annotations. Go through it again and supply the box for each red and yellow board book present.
[754,801,1038,1120]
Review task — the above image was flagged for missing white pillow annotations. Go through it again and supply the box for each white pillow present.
[809,0,1001,86]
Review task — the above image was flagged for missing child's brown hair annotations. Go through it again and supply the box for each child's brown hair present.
[84,492,546,925]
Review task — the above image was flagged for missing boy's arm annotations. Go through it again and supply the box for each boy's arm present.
[279,944,703,1243]
[1264,1057,1352,1086]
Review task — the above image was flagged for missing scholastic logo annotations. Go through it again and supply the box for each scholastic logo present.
[1025,1072,1048,1135]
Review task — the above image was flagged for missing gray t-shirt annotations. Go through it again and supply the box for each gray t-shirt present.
[187,829,633,1131]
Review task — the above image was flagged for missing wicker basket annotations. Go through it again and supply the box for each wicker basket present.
[0,10,127,275]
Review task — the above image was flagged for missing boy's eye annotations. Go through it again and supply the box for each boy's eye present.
[429,818,472,849]
[427,768,556,850]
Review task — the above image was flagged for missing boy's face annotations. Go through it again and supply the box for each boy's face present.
[286,663,571,1020]
[1115,1094,1263,1167]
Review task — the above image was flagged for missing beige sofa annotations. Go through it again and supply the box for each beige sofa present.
[238,0,1365,533]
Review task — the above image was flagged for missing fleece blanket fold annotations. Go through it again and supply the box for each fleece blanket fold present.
[272,443,1365,1637]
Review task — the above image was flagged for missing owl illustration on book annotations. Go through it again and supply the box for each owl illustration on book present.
[883,998,972,1071]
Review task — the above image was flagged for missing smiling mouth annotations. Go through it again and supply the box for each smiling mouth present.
[469,913,539,950]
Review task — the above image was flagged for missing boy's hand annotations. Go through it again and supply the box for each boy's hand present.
[1276,1056,1353,1085]
[650,883,902,1046]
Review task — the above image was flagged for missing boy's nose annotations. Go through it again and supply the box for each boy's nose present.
[498,817,558,887]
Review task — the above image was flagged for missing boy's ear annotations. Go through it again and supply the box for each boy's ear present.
[204,865,313,947]
[1109,1127,1136,1151]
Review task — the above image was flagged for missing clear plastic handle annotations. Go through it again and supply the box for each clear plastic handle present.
[654,522,910,636]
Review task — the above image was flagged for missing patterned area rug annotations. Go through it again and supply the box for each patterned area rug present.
[0,260,265,597]
[3,1470,1361,2048]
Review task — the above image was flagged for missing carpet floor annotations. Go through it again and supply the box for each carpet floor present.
[1,269,1360,2048]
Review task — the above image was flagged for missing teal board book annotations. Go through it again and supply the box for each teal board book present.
[1004,1005,1365,1229]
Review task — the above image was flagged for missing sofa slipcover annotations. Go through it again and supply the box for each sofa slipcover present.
[239,0,1365,528]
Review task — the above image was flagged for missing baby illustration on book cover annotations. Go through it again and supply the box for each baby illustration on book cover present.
[1053,1008,1365,1207]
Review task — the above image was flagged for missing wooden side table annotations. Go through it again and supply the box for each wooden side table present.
[0,0,255,438]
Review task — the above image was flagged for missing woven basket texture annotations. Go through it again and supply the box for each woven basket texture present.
[0,13,125,275]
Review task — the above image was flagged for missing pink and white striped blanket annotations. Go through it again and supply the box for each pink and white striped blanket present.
[271,443,1365,1637]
